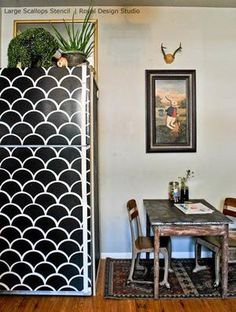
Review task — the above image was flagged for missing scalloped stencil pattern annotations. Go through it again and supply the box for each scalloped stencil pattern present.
[0,67,92,295]
[0,67,90,146]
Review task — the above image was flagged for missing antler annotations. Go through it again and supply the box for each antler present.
[161,43,167,56]
[173,43,182,57]
[161,42,182,64]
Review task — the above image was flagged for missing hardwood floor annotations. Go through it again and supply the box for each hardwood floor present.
[0,260,235,312]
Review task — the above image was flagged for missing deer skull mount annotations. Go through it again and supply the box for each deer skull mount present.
[161,43,182,64]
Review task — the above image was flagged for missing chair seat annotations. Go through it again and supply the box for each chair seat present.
[135,236,153,251]
[135,236,170,251]
[199,235,236,248]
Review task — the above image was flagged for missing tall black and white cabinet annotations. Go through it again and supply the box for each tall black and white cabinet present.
[0,64,99,296]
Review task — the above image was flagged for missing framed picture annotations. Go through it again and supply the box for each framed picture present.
[13,19,98,74]
[146,69,196,153]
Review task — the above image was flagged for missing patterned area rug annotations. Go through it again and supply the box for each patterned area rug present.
[104,258,236,299]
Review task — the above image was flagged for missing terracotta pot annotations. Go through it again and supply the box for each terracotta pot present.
[61,51,87,67]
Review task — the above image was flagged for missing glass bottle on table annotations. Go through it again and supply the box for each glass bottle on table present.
[180,182,189,203]
[178,169,193,203]
[169,181,180,203]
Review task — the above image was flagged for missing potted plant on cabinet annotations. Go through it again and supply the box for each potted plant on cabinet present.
[51,3,95,67]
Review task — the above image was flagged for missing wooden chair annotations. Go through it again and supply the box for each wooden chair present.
[193,197,236,287]
[127,199,171,288]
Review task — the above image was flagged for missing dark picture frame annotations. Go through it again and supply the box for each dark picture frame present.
[146,69,196,153]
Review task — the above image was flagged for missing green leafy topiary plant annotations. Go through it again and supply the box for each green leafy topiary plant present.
[8,27,59,68]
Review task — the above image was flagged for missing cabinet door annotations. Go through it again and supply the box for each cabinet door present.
[0,67,91,146]
[0,146,92,295]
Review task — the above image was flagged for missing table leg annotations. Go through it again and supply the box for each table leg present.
[221,224,229,298]
[154,225,160,299]
[146,214,150,260]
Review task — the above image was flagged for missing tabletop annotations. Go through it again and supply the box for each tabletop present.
[144,199,232,226]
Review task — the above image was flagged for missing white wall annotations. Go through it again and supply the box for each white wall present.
[1,6,236,258]
[97,6,236,258]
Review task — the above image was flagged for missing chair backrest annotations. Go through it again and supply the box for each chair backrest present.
[127,199,143,244]
[223,198,236,217]
[223,198,236,230]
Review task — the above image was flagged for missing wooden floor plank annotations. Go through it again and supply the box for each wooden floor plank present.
[0,260,235,312]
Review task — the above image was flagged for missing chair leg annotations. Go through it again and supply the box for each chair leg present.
[213,250,220,287]
[127,252,136,284]
[135,253,147,272]
[127,252,149,285]
[159,249,170,289]
[167,238,173,273]
[193,240,208,273]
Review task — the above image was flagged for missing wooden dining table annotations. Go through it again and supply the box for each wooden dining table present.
[144,199,232,299]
